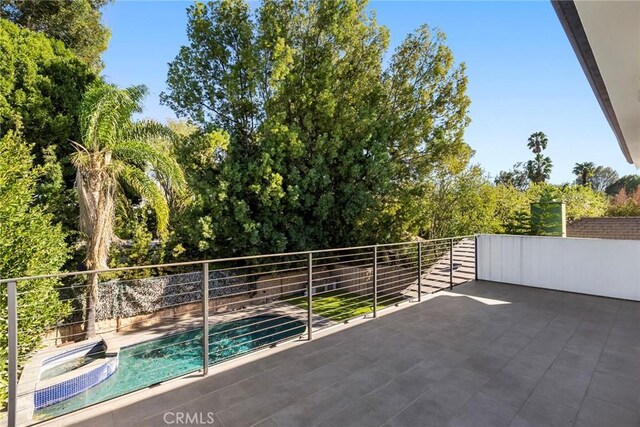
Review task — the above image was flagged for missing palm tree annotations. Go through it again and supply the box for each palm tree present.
[573,162,596,186]
[524,132,552,183]
[527,132,548,154]
[526,154,553,183]
[72,82,185,337]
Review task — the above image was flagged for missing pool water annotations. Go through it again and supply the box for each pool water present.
[36,314,305,419]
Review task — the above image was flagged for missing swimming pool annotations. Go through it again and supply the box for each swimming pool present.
[36,314,306,419]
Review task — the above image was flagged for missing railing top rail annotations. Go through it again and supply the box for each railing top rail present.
[0,235,475,284]
[420,235,474,242]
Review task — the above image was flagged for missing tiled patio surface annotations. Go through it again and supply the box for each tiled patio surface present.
[49,281,639,427]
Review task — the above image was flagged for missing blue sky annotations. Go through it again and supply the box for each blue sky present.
[101,1,638,183]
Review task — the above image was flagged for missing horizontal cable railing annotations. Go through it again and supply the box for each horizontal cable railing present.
[1,235,476,426]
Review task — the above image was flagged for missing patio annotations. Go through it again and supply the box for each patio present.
[45,280,640,427]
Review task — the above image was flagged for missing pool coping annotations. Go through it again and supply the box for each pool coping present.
[34,353,119,411]
[15,338,105,426]
[36,341,110,388]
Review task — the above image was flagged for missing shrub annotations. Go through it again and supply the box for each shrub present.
[0,131,69,409]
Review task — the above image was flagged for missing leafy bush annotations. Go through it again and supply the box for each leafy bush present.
[0,18,95,238]
[607,188,640,216]
[497,183,607,235]
[0,131,70,409]
[605,174,640,197]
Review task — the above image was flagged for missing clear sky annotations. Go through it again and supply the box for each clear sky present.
[101,1,638,184]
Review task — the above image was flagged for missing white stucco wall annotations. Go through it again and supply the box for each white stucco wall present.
[477,234,640,301]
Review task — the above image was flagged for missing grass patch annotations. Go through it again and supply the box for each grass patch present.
[288,290,402,322]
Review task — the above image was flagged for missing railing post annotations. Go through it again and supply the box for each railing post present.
[202,263,209,375]
[307,252,313,340]
[474,235,478,281]
[373,245,378,318]
[449,239,454,290]
[8,280,17,427]
[417,241,422,302]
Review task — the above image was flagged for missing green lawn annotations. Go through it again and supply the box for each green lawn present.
[288,290,401,322]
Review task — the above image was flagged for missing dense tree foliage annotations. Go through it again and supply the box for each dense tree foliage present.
[572,162,618,192]
[494,162,529,191]
[0,19,94,163]
[422,162,500,238]
[168,125,229,257]
[605,174,640,197]
[0,0,111,70]
[492,184,529,234]
[607,187,640,216]
[0,19,95,239]
[0,131,70,408]
[162,0,471,255]
[539,184,607,222]
[588,165,618,192]
[498,182,607,235]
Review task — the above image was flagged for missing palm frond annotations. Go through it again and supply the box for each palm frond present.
[79,82,149,152]
[70,150,92,170]
[127,120,176,144]
[115,162,170,236]
[111,139,186,193]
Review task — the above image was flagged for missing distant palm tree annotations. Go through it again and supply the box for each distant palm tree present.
[527,131,548,154]
[525,132,552,183]
[72,82,185,337]
[573,162,596,186]
[526,154,553,183]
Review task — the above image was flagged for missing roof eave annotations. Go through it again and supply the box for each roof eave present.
[551,0,634,165]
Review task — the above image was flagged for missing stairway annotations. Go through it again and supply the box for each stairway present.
[401,238,476,298]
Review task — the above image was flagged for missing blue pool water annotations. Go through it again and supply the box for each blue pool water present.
[36,314,306,419]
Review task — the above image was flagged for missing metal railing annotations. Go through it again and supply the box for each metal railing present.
[1,235,476,426]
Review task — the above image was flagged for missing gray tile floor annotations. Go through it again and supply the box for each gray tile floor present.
[67,281,640,427]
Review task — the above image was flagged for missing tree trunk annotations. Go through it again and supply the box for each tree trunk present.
[84,273,99,338]
[77,163,114,339]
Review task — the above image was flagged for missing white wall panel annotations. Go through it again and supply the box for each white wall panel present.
[477,235,640,301]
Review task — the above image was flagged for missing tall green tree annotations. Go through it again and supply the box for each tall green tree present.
[526,131,548,153]
[162,0,470,255]
[422,162,500,238]
[72,82,185,337]
[589,165,618,193]
[377,24,471,241]
[0,19,95,238]
[525,131,552,183]
[572,163,618,192]
[0,18,94,167]
[0,0,111,70]
[605,174,640,196]
[0,131,70,408]
[169,123,229,257]
[494,162,529,190]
